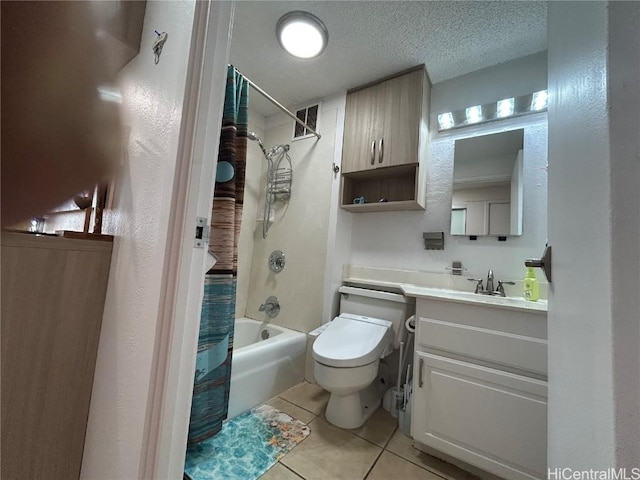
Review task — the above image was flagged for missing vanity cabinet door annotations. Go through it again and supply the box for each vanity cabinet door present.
[412,352,547,480]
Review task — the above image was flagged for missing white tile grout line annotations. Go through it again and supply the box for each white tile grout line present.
[280,462,305,480]
[362,447,386,480]
[381,449,451,480]
[382,425,399,449]
[276,395,322,419]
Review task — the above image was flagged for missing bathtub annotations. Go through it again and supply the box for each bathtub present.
[227,318,307,419]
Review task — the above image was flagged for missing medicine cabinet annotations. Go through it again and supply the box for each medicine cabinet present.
[450,129,524,236]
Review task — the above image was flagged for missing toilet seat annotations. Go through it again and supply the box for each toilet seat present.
[312,314,392,368]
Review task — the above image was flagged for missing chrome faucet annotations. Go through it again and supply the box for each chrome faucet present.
[496,280,515,297]
[468,278,484,293]
[486,269,495,293]
[468,270,515,297]
[259,296,280,318]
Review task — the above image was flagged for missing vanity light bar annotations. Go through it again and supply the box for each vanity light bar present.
[465,105,482,124]
[437,90,548,131]
[438,112,455,130]
[531,90,548,111]
[497,97,514,118]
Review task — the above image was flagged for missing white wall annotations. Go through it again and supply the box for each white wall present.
[81,2,196,478]
[349,116,548,283]
[44,209,86,233]
[321,92,350,324]
[430,51,547,127]
[348,57,548,284]
[236,110,266,318]
[242,95,341,334]
[548,1,640,469]
[510,151,523,236]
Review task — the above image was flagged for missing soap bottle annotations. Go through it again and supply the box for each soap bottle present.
[523,267,539,302]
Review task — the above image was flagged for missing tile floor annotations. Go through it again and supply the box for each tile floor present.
[258,382,478,480]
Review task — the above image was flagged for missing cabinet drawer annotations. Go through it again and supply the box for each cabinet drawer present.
[417,316,547,376]
[412,352,547,480]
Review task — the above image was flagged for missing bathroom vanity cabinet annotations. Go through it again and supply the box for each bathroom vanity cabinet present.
[340,66,430,212]
[1,232,113,479]
[411,297,548,480]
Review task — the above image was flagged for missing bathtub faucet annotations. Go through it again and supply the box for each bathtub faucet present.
[259,296,280,318]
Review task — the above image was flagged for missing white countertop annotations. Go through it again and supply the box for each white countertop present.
[343,276,548,314]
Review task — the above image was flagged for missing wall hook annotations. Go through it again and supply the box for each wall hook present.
[153,31,168,65]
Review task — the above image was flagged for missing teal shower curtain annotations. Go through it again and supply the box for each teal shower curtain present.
[187,66,248,445]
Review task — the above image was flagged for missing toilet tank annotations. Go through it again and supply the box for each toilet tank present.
[338,286,414,347]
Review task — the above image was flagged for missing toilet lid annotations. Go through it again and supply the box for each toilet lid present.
[312,314,392,368]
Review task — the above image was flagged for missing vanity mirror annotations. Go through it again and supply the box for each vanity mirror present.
[451,129,524,237]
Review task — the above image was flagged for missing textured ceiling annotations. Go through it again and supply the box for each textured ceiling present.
[230,1,547,117]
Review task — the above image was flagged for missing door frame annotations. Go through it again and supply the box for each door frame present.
[140,2,234,478]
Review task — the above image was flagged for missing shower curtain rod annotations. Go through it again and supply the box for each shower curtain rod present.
[230,65,322,140]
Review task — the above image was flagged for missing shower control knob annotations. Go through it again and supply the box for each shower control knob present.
[259,296,280,318]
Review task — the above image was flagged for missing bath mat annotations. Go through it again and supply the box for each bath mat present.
[184,404,310,480]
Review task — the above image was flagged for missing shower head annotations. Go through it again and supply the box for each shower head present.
[247,131,261,142]
[248,131,268,157]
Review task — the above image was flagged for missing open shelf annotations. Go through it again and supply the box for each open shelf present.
[340,164,424,212]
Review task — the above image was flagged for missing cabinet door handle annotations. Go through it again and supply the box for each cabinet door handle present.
[370,140,376,165]
[378,138,384,163]
[419,358,424,388]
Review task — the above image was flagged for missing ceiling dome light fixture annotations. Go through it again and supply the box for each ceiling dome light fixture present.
[276,11,328,59]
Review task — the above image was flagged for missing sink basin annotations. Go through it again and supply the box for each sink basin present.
[400,285,548,312]
[341,275,548,313]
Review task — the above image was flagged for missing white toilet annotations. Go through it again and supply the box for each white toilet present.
[313,286,413,429]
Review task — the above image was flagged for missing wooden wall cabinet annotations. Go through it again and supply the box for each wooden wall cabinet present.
[341,66,430,212]
[1,232,113,480]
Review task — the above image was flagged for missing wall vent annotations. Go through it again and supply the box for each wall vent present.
[292,103,320,140]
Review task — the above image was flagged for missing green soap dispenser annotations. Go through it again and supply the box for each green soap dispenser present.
[523,267,539,302]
